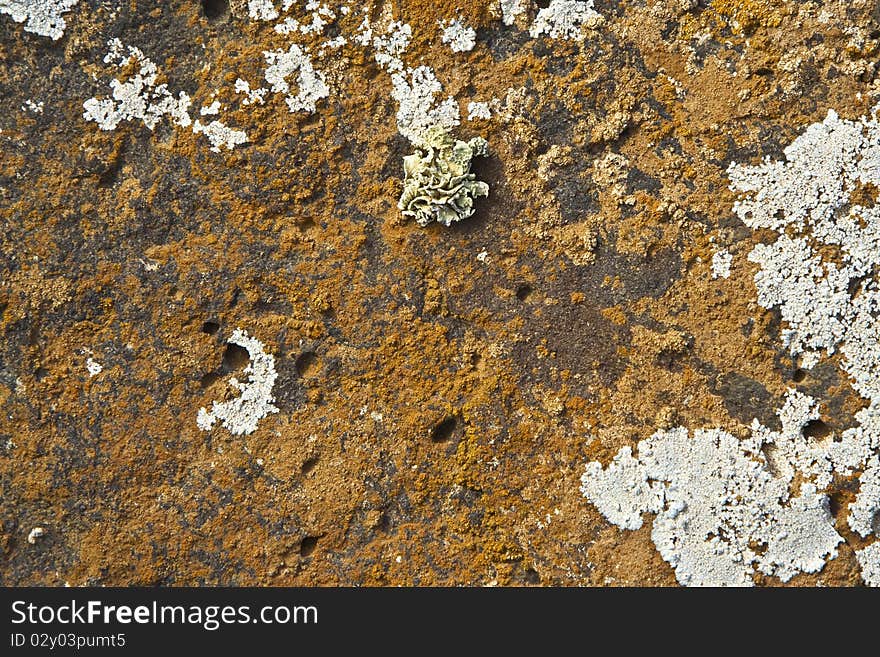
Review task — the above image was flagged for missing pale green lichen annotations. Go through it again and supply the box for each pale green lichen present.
[398,127,489,227]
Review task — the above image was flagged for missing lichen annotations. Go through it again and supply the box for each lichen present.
[262,43,329,114]
[848,454,880,538]
[355,16,412,72]
[234,78,267,106]
[85,357,102,377]
[529,0,601,40]
[727,109,880,401]
[467,101,492,121]
[83,38,249,153]
[581,393,853,586]
[711,248,732,279]
[83,39,192,132]
[247,0,278,22]
[192,119,249,152]
[197,329,279,436]
[0,0,78,40]
[499,0,527,26]
[711,0,782,34]
[856,542,880,586]
[439,18,476,53]
[398,127,490,227]
[390,66,460,147]
[724,106,880,586]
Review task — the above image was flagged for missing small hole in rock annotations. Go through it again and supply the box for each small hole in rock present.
[299,536,318,557]
[97,163,121,188]
[200,371,223,389]
[301,456,318,475]
[201,0,228,20]
[849,274,869,297]
[431,416,457,443]
[536,0,551,9]
[298,217,317,232]
[34,367,49,381]
[523,568,540,585]
[201,320,220,335]
[803,419,832,441]
[792,368,806,383]
[295,351,318,377]
[515,284,533,301]
[221,343,250,372]
[828,492,844,517]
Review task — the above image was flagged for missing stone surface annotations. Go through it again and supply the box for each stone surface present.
[1,0,878,586]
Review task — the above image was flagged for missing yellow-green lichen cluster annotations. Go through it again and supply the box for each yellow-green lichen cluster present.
[398,128,489,227]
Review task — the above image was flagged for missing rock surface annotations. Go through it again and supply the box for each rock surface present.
[1,0,878,586]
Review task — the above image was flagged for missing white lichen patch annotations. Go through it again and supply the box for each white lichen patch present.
[355,18,412,72]
[580,446,663,531]
[273,16,299,34]
[529,0,601,40]
[581,393,855,586]
[248,0,278,21]
[275,0,335,35]
[85,357,102,377]
[727,109,880,396]
[200,101,221,116]
[197,329,279,436]
[750,389,877,490]
[84,40,248,153]
[234,78,267,106]
[848,455,880,538]
[83,39,192,132]
[398,127,489,227]
[711,248,732,279]
[193,119,249,152]
[26,527,45,544]
[22,99,44,114]
[722,106,880,585]
[1,0,78,40]
[319,35,346,52]
[263,44,329,113]
[499,0,527,26]
[391,66,460,147]
[467,101,492,121]
[855,542,880,586]
[354,15,460,148]
[439,18,476,53]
